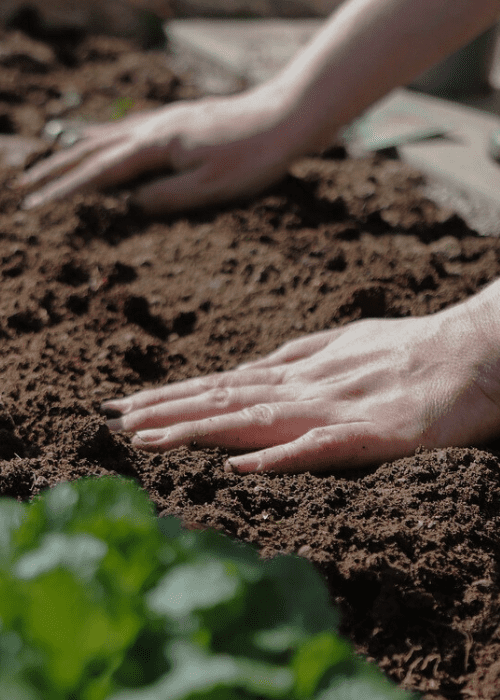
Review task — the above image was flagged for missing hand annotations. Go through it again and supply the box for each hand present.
[102,297,500,474]
[19,88,296,215]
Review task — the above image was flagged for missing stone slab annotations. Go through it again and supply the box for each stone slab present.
[360,89,500,231]
[166,18,322,84]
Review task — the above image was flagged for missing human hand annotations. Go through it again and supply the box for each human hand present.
[102,296,500,474]
[19,87,297,215]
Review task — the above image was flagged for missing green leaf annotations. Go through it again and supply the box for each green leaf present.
[109,641,293,700]
[317,658,417,700]
[253,625,306,654]
[148,559,242,618]
[0,477,415,700]
[0,677,41,700]
[292,632,352,699]
[16,567,141,693]
[317,675,412,700]
[110,97,135,121]
[15,533,107,581]
[0,499,26,565]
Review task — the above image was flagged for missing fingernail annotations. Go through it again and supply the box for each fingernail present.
[106,419,123,432]
[131,434,162,452]
[100,405,123,419]
[235,362,251,371]
[101,400,129,416]
[22,193,41,210]
[132,431,160,444]
[225,457,263,474]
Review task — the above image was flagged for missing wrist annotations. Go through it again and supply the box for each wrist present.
[250,77,337,159]
[239,79,317,163]
[248,0,500,159]
[442,279,500,403]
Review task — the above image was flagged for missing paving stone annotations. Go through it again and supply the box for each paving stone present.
[371,89,500,222]
[166,18,322,84]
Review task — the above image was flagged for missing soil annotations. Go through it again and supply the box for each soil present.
[2,26,500,700]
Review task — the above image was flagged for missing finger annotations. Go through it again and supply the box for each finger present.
[236,330,338,370]
[225,423,405,474]
[130,400,325,452]
[87,110,153,135]
[55,114,146,144]
[107,383,296,433]
[43,119,105,144]
[19,137,113,188]
[22,140,170,209]
[101,367,286,416]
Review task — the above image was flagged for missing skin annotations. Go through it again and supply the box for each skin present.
[20,93,297,215]
[20,0,500,473]
[103,281,500,473]
[20,0,500,213]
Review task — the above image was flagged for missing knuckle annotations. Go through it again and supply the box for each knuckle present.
[119,414,134,432]
[156,427,172,442]
[272,443,295,462]
[306,427,336,449]
[198,377,221,393]
[243,403,279,426]
[281,364,299,383]
[208,387,232,409]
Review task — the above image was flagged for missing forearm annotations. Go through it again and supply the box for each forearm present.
[262,0,500,154]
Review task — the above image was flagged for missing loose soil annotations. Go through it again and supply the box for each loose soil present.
[2,26,500,700]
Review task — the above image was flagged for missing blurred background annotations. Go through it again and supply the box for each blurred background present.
[2,0,499,105]
[0,0,343,38]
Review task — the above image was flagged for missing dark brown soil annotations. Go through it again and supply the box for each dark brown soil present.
[2,27,500,700]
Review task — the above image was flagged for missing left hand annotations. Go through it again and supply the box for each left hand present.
[18,88,298,215]
[102,297,500,474]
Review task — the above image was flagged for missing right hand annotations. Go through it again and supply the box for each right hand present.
[19,87,298,215]
[102,285,500,474]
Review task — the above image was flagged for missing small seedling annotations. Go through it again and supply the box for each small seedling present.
[110,97,135,121]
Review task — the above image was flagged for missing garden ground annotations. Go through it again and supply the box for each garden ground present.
[1,26,500,699]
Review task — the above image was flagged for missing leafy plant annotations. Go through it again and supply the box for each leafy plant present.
[0,476,416,699]
[110,97,135,121]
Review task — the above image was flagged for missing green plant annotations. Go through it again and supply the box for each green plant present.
[0,477,416,699]
[110,97,135,121]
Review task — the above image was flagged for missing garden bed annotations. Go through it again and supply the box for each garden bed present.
[1,25,500,700]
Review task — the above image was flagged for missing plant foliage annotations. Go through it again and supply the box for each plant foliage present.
[0,476,415,699]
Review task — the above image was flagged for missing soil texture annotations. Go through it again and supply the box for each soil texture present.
[1,26,500,700]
